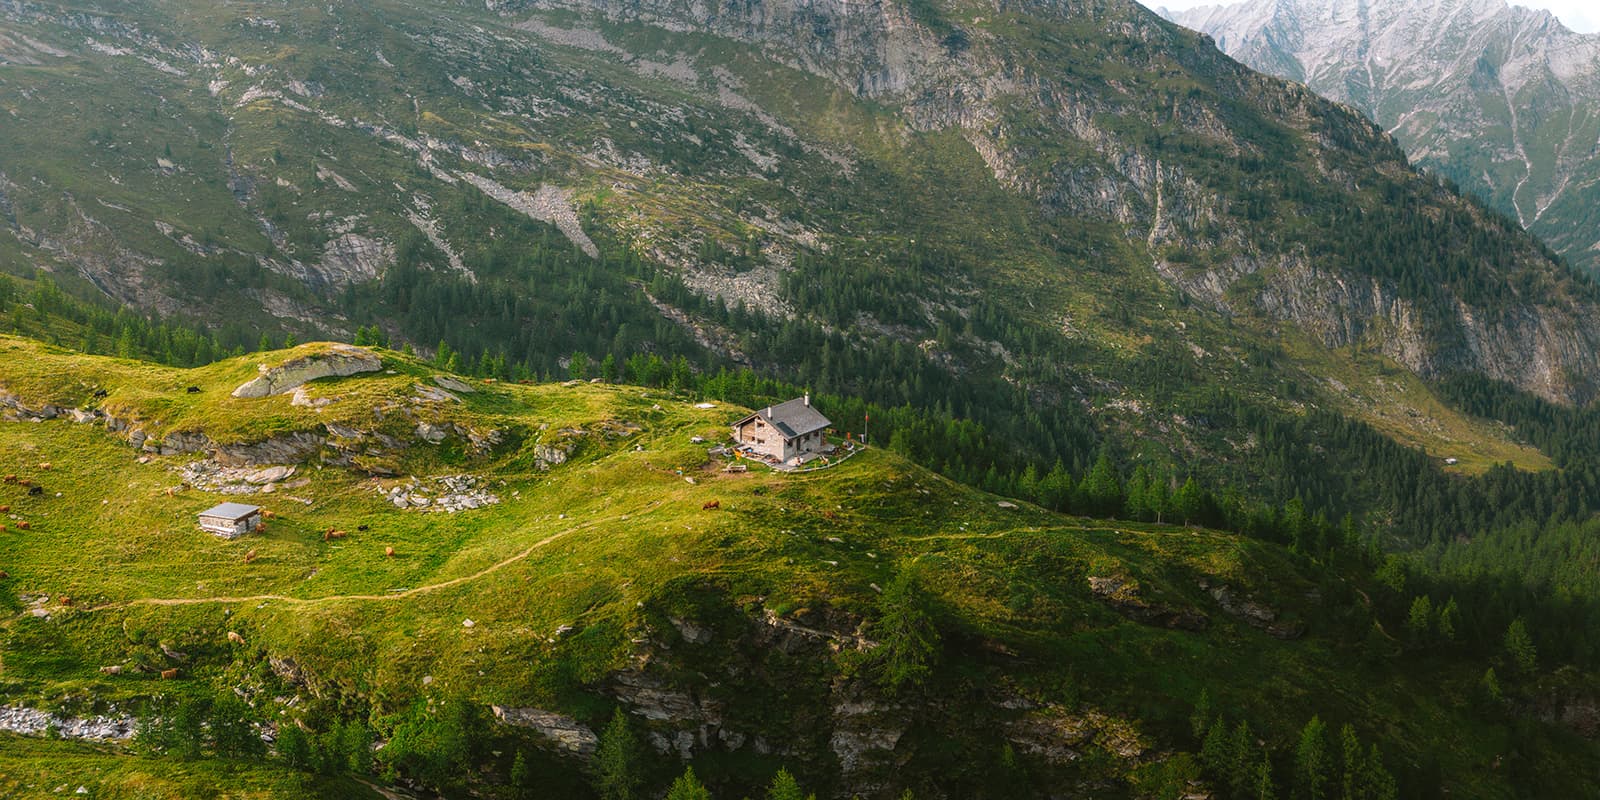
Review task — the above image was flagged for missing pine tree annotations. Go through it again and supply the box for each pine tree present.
[1363,744,1398,800]
[1437,597,1460,642]
[1405,596,1434,645]
[875,570,941,693]
[1294,716,1329,800]
[665,766,713,800]
[276,722,313,770]
[1504,618,1538,675]
[1202,716,1231,777]
[766,767,808,800]
[1190,689,1213,740]
[590,709,643,800]
[1172,476,1206,525]
[1081,451,1123,517]
[1256,748,1278,800]
[510,750,535,799]
[1338,724,1361,800]
[1228,720,1256,796]
[570,351,589,380]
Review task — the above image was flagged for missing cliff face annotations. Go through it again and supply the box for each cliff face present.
[490,0,1600,404]
[3,0,1599,415]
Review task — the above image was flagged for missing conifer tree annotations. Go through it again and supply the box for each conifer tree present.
[666,766,713,800]
[591,709,644,800]
[766,768,811,800]
[875,571,941,693]
[1294,716,1329,800]
[1504,618,1538,674]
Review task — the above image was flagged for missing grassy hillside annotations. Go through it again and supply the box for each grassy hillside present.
[0,339,1594,798]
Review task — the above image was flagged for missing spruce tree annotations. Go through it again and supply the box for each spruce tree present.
[875,570,941,693]
[590,708,644,800]
[767,767,809,800]
[1294,716,1329,800]
[666,766,713,800]
[1504,618,1537,674]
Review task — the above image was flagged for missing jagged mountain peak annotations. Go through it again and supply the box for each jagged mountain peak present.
[1168,0,1600,274]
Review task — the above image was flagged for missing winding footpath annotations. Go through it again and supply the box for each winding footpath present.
[84,502,660,612]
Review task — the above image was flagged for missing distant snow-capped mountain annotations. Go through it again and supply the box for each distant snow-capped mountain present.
[1166,0,1600,274]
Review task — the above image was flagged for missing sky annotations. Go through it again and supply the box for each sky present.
[1151,0,1598,33]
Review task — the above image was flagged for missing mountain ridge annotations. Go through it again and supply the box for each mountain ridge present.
[1166,0,1600,276]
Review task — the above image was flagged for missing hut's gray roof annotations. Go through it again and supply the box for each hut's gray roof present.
[198,502,262,520]
[736,397,831,439]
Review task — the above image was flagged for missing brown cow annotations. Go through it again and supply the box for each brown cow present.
[227,631,245,645]
[385,546,395,558]
[0,570,8,579]
[15,521,29,531]
[160,668,179,680]
[0,525,7,533]
[0,505,10,513]
[17,479,31,487]
[261,509,276,519]
[1,475,14,484]
[702,500,720,511]
[323,529,347,541]
[38,462,50,471]
[58,596,72,606]
[254,522,267,533]
[243,549,259,564]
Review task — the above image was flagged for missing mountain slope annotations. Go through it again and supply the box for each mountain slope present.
[1,0,1599,460]
[0,339,1596,797]
[1166,0,1600,276]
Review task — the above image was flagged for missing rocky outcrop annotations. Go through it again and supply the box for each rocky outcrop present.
[492,706,600,756]
[381,474,500,512]
[1200,581,1304,640]
[0,705,136,742]
[231,345,382,398]
[1087,574,1209,632]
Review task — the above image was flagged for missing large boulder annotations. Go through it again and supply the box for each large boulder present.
[232,345,382,399]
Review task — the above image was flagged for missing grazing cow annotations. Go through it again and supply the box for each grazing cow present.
[323,529,347,541]
[186,386,201,394]
[357,524,370,531]
[92,389,108,399]
[823,509,840,521]
[0,525,7,532]
[261,510,276,519]
[0,505,9,512]
[254,522,267,533]
[38,462,50,471]
[160,668,179,680]
[58,596,72,606]
[99,665,122,675]
[227,631,245,645]
[385,546,395,558]
[243,549,259,564]
[0,570,8,579]
[702,500,720,510]
[15,521,29,531]
[28,486,43,496]
[17,479,31,487]
[1,475,15,484]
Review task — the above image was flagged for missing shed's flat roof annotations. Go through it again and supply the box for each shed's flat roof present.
[199,502,262,520]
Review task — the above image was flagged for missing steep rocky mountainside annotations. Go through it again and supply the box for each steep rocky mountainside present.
[1,0,1598,483]
[1167,0,1600,276]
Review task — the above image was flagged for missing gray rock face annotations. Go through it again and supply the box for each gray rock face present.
[1167,0,1600,276]
[231,345,382,398]
[0,705,136,742]
[492,706,600,756]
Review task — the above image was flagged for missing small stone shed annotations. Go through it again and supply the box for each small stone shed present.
[198,502,262,539]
